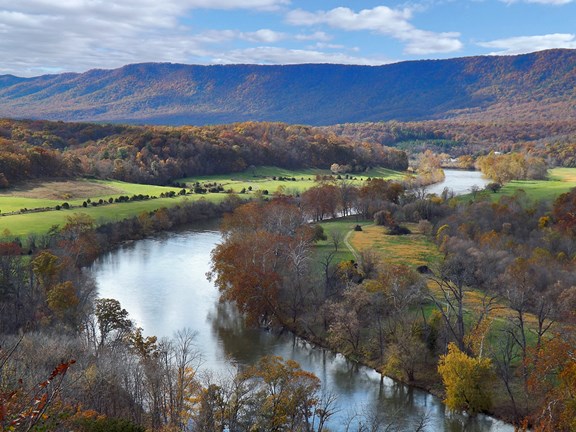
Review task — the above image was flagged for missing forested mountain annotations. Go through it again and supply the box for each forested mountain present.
[0,49,575,125]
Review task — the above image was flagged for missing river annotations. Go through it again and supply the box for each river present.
[92,170,510,431]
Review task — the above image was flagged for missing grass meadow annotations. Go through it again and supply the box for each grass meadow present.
[182,166,404,195]
[0,166,403,238]
[488,167,576,202]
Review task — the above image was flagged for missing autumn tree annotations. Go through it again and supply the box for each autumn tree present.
[325,284,371,359]
[242,355,322,431]
[552,187,576,236]
[210,199,314,327]
[58,213,100,267]
[522,333,576,431]
[437,343,493,415]
[300,184,341,221]
[477,152,547,184]
[94,298,133,349]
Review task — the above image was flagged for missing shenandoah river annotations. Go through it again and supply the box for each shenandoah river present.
[92,170,509,431]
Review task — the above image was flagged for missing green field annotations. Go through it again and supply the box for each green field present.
[2,166,573,239]
[349,223,440,268]
[489,167,576,202]
[0,195,232,238]
[0,167,404,239]
[0,178,229,238]
[181,166,404,195]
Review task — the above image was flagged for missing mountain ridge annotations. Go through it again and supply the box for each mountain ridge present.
[0,49,575,125]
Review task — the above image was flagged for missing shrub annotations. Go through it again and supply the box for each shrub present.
[387,224,411,235]
[485,182,502,193]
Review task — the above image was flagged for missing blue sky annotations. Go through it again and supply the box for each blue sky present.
[1,0,575,76]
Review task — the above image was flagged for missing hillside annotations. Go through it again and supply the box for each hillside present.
[0,49,575,125]
[0,119,407,186]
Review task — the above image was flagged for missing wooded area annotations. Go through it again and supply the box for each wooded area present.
[0,119,407,187]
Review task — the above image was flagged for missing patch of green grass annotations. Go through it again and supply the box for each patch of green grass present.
[0,179,185,213]
[0,195,228,238]
[349,223,440,268]
[311,217,372,273]
[92,179,185,197]
[478,167,576,203]
[180,166,404,195]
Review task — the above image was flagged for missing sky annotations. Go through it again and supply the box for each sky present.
[1,0,576,77]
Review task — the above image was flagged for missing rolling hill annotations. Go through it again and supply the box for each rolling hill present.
[0,49,575,125]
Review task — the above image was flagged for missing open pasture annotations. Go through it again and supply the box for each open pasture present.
[493,167,576,202]
[0,178,227,237]
[180,166,404,195]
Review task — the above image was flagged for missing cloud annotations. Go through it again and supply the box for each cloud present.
[0,0,294,76]
[243,29,286,43]
[212,46,391,65]
[286,6,462,54]
[478,33,576,55]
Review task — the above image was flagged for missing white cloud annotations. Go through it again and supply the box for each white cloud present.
[212,46,391,65]
[478,33,576,55]
[243,29,286,43]
[0,0,294,76]
[285,6,462,54]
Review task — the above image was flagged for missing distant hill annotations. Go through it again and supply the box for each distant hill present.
[0,49,575,125]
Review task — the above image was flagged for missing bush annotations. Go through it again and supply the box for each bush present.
[418,219,433,235]
[374,210,394,226]
[312,224,327,241]
[387,224,411,235]
[485,182,502,193]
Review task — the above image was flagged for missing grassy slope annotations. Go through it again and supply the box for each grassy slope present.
[183,166,404,195]
[491,167,576,201]
[0,166,404,238]
[0,178,228,238]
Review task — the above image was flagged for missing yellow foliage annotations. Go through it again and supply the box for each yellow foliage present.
[437,343,493,415]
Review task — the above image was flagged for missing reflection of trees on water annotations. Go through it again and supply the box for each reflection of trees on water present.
[208,298,507,431]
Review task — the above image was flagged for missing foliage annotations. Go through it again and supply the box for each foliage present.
[0,119,407,187]
[552,187,576,235]
[437,343,493,415]
[0,340,76,432]
[476,152,548,184]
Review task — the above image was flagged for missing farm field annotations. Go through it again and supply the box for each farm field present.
[181,166,404,195]
[0,166,404,238]
[491,167,576,201]
[347,222,543,330]
[0,178,227,238]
